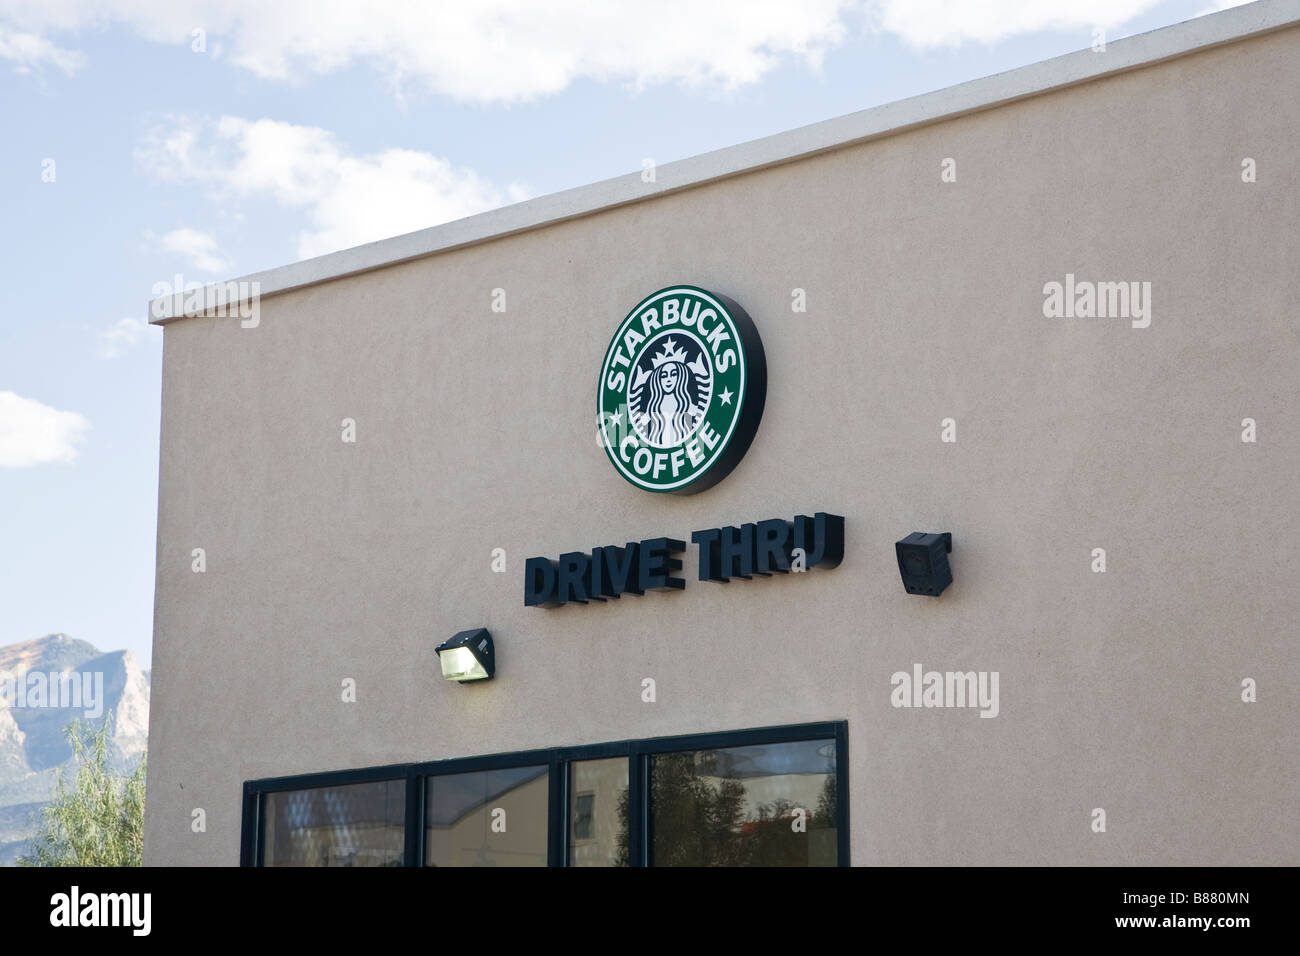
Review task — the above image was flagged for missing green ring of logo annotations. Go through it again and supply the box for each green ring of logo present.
[598,286,766,494]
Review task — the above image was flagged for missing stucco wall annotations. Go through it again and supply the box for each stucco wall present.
[144,24,1300,865]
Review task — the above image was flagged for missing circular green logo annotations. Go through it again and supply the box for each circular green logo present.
[598,286,766,494]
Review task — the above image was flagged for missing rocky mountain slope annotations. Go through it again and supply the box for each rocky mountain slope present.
[0,634,150,865]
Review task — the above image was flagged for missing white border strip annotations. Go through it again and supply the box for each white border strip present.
[148,0,1300,324]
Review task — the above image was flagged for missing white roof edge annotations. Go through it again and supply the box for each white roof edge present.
[148,0,1300,325]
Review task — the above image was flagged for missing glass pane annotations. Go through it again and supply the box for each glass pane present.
[568,757,629,867]
[424,765,548,866]
[649,739,838,866]
[263,779,405,866]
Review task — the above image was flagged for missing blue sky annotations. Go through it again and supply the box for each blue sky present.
[0,0,1242,665]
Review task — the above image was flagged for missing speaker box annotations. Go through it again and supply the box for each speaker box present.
[895,531,953,596]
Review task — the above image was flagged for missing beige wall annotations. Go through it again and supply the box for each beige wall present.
[144,25,1300,865]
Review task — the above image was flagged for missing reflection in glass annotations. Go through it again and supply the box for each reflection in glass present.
[650,739,838,866]
[574,794,595,839]
[424,766,548,866]
[568,757,628,867]
[263,779,405,866]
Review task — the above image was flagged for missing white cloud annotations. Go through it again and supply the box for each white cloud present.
[160,227,229,273]
[0,391,90,467]
[0,24,86,75]
[2,0,853,103]
[870,1,1166,49]
[98,317,153,359]
[1195,0,1253,16]
[3,1,1237,99]
[138,115,530,259]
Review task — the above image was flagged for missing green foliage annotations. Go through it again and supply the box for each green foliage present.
[17,709,146,867]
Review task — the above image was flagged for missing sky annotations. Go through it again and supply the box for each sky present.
[0,0,1247,666]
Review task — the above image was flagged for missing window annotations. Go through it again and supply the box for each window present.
[425,765,549,867]
[243,722,847,866]
[259,777,405,867]
[569,757,627,866]
[648,739,838,866]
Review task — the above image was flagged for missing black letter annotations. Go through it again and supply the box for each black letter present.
[524,556,558,607]
[755,518,792,575]
[602,543,642,596]
[557,552,591,604]
[794,513,845,569]
[718,524,755,580]
[638,538,685,591]
[585,549,608,601]
[691,528,722,581]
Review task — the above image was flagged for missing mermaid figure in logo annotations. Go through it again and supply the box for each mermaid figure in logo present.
[630,337,711,447]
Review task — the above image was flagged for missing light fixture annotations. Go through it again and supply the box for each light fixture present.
[895,532,953,597]
[435,628,495,683]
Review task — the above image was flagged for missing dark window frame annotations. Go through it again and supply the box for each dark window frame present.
[241,720,849,867]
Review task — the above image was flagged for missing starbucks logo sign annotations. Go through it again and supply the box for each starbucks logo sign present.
[599,286,766,494]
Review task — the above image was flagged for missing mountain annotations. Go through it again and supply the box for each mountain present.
[0,634,150,865]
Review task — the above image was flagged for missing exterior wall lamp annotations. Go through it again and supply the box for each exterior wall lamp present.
[436,628,495,683]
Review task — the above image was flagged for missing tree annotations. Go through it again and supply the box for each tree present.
[615,757,839,866]
[18,709,146,866]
